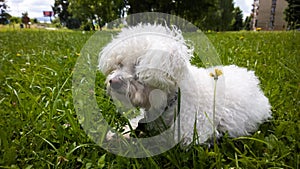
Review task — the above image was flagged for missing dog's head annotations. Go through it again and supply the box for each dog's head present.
[98,24,192,111]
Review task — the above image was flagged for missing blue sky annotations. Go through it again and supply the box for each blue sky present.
[6,0,252,21]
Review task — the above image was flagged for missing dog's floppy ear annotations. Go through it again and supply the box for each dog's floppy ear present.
[132,25,193,90]
[135,41,191,91]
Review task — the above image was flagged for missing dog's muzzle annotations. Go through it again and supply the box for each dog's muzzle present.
[109,76,123,90]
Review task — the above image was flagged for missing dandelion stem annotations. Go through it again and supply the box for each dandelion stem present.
[213,77,217,146]
[210,68,222,167]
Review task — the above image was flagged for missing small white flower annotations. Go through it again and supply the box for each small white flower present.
[9,59,13,63]
[25,62,30,65]
[63,123,71,128]
[20,68,26,72]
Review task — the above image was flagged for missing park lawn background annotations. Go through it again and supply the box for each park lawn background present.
[0,29,299,168]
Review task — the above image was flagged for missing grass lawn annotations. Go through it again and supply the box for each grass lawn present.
[0,28,299,168]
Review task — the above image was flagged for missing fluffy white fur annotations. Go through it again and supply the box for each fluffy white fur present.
[98,24,271,144]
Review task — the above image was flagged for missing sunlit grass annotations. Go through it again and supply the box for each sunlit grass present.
[0,29,299,168]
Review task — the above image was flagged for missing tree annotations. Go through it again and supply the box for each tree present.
[175,0,217,29]
[125,0,236,31]
[67,0,125,30]
[232,7,243,31]
[187,0,235,31]
[217,0,234,31]
[52,0,72,26]
[285,0,300,29]
[126,0,174,14]
[53,0,235,31]
[10,16,21,24]
[53,0,125,29]
[32,18,39,24]
[0,0,11,24]
[243,15,252,31]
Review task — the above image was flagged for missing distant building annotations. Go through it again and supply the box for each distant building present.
[252,0,288,31]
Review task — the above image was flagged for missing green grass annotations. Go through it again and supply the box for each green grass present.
[0,29,299,168]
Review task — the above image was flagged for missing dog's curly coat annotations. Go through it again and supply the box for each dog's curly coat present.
[98,24,271,144]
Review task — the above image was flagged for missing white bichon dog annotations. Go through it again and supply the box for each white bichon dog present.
[98,24,271,145]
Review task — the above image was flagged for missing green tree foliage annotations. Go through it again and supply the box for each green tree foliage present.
[218,0,234,31]
[53,0,125,29]
[10,16,21,24]
[31,18,39,24]
[52,0,73,27]
[176,0,217,29]
[0,0,11,24]
[69,0,124,25]
[53,0,238,31]
[232,7,243,31]
[126,0,235,31]
[285,0,300,29]
[243,16,252,31]
[188,0,235,31]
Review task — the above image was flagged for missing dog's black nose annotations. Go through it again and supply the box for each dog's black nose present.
[109,78,122,89]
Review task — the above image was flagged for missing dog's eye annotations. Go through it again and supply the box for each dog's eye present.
[134,74,139,80]
[117,63,123,68]
[116,62,123,69]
